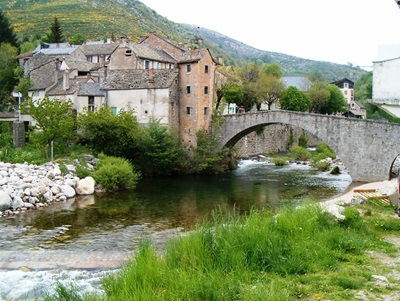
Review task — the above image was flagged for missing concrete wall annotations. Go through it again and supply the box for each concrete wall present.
[106,88,171,125]
[373,57,400,105]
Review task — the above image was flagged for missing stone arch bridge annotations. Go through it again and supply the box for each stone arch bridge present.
[217,110,400,182]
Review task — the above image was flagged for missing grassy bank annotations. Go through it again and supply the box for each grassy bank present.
[47,200,400,300]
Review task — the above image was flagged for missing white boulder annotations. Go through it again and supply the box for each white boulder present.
[75,177,95,195]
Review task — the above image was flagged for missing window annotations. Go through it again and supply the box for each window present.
[125,49,132,56]
[204,65,209,73]
[111,107,120,115]
[168,63,173,69]
[88,96,95,112]
[144,60,150,69]
[204,86,209,94]
[186,107,191,115]
[344,83,349,89]
[186,86,191,94]
[187,64,191,72]
[204,107,209,115]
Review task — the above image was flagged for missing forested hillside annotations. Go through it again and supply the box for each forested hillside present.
[1,0,365,81]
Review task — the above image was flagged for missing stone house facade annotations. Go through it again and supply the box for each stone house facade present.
[23,33,217,147]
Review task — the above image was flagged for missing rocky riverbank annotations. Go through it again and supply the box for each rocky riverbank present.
[0,161,95,218]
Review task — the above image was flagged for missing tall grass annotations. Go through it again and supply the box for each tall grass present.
[46,201,398,300]
[80,203,391,300]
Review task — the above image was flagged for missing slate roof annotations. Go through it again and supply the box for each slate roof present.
[179,48,207,63]
[101,69,178,90]
[62,60,100,72]
[28,60,59,90]
[80,43,118,56]
[78,82,104,96]
[130,44,175,63]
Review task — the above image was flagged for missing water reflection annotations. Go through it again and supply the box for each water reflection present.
[0,161,352,251]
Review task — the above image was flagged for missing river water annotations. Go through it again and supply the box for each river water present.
[0,159,352,300]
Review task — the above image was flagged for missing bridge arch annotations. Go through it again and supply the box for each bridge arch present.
[217,110,400,182]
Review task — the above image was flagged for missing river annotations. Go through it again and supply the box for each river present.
[0,159,352,300]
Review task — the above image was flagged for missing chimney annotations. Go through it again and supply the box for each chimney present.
[63,69,70,91]
[106,37,111,44]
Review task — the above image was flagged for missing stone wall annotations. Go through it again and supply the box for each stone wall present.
[234,124,321,158]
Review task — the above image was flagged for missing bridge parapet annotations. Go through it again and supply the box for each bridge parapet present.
[218,110,400,182]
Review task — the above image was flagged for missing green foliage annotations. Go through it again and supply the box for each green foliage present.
[192,129,232,174]
[287,128,294,148]
[298,133,308,148]
[44,16,65,43]
[271,156,289,166]
[0,43,19,107]
[280,86,312,112]
[255,73,285,110]
[75,165,92,179]
[240,81,259,111]
[21,96,76,154]
[0,145,47,165]
[0,10,18,48]
[288,146,311,161]
[354,71,372,102]
[93,154,140,191]
[136,118,186,176]
[330,165,341,175]
[259,62,282,78]
[83,204,390,300]
[308,81,330,113]
[77,107,141,160]
[44,282,83,301]
[310,143,336,171]
[315,142,336,159]
[68,33,86,45]
[323,84,348,114]
[222,82,243,106]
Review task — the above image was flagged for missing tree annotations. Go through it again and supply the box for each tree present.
[137,118,185,176]
[354,72,372,102]
[78,106,141,160]
[322,84,347,115]
[223,82,243,107]
[259,62,282,78]
[69,33,86,45]
[241,81,259,111]
[239,62,259,83]
[280,86,312,112]
[255,73,285,110]
[307,81,330,113]
[0,43,19,109]
[45,17,65,43]
[0,10,18,48]
[20,96,76,158]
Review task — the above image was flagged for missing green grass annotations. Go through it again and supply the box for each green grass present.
[46,200,400,300]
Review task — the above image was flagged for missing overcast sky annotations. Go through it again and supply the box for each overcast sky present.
[139,0,400,68]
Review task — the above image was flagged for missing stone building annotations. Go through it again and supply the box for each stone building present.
[22,33,217,147]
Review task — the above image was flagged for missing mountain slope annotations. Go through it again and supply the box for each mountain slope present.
[2,0,365,81]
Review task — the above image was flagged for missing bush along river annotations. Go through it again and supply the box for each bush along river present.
[0,159,352,300]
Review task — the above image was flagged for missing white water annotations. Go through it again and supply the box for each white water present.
[0,269,112,300]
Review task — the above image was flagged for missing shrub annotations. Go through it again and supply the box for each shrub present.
[298,133,308,148]
[312,159,331,171]
[75,165,92,179]
[315,142,336,159]
[288,146,311,161]
[271,156,289,166]
[330,165,341,175]
[93,154,140,191]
